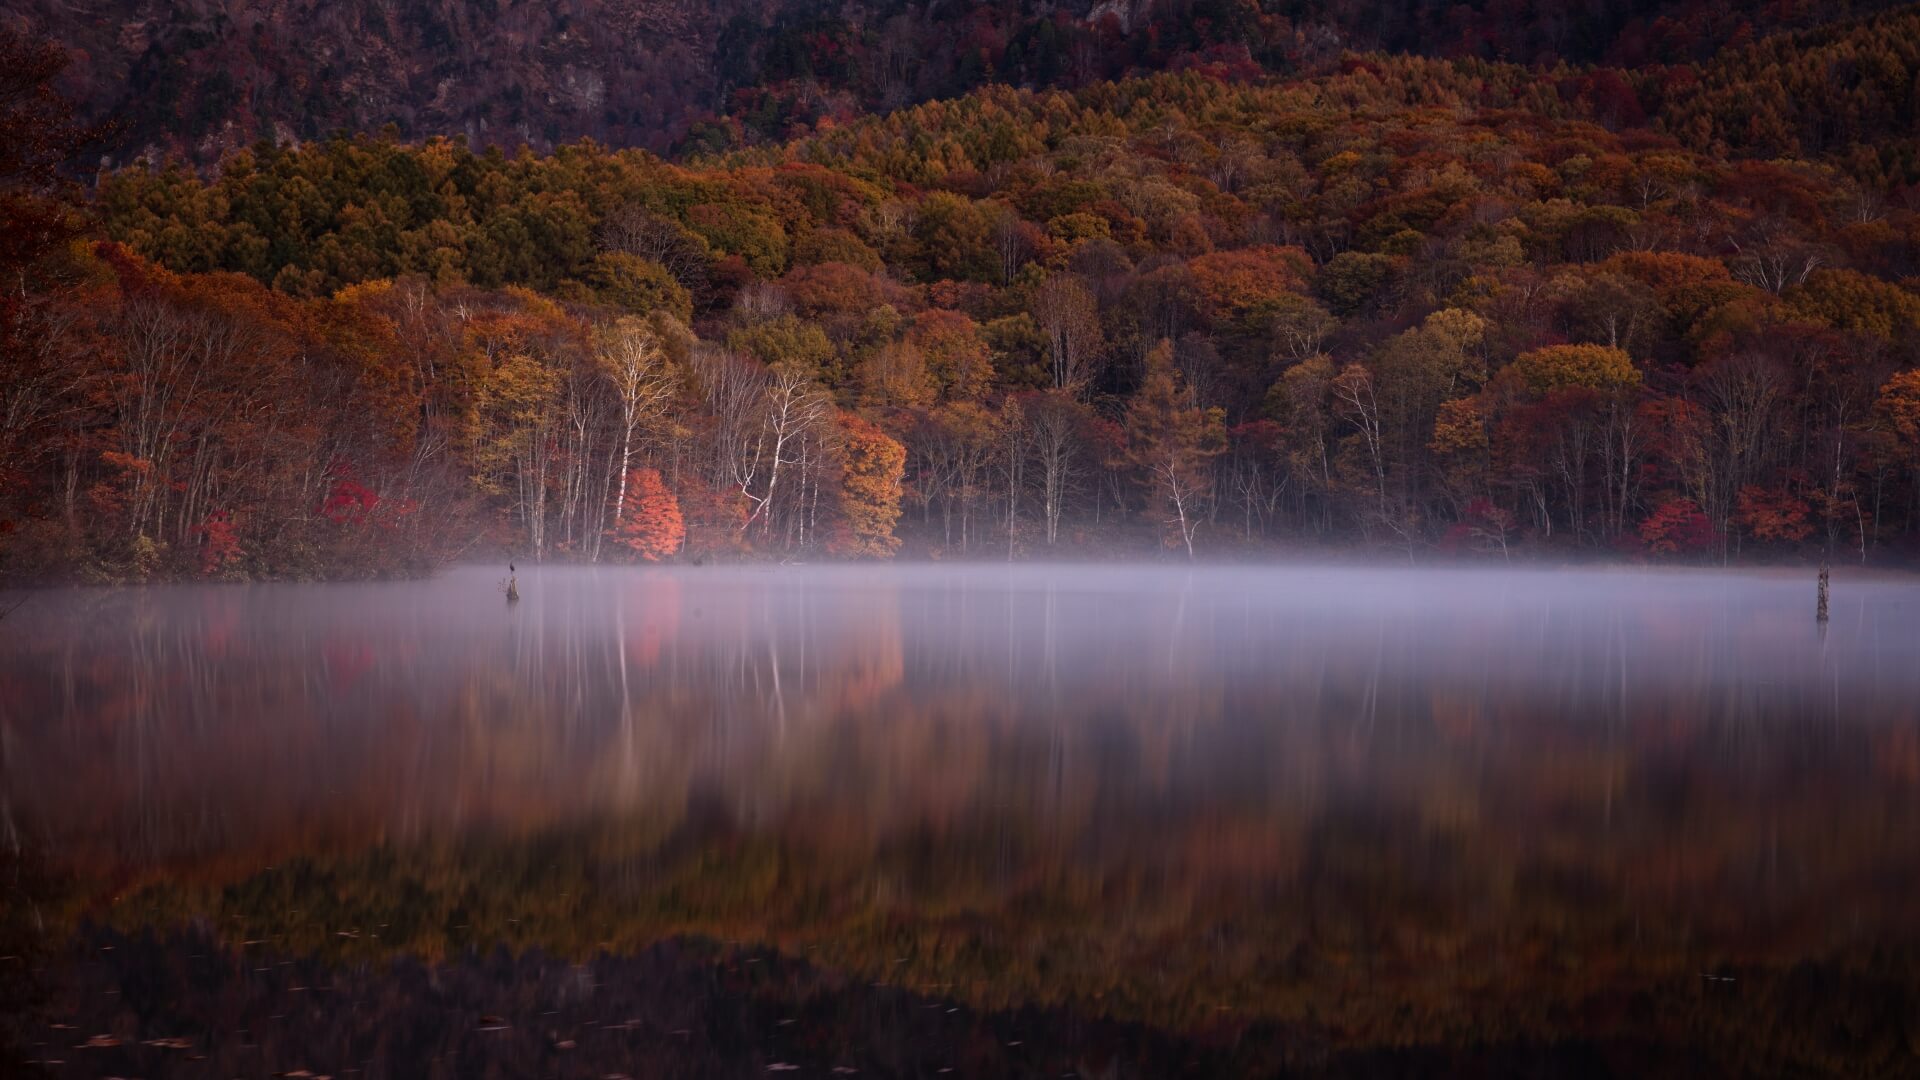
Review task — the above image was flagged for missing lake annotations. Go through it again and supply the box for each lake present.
[3,564,1919,1077]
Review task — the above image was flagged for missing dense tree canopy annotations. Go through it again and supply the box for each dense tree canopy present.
[5,10,1920,581]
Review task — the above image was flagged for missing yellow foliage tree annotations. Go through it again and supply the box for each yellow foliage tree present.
[832,412,905,558]
[1505,343,1641,395]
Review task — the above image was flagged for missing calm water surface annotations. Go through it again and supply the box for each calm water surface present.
[2,564,1919,1077]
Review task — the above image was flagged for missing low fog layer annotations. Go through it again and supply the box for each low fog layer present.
[3,564,1913,736]
[5,561,1907,699]
[4,563,1915,863]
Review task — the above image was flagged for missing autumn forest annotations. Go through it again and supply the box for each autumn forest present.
[5,2,1920,581]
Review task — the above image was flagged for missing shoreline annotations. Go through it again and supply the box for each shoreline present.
[8,554,1920,595]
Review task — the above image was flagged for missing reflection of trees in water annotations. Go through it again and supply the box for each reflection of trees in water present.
[2,568,1919,1058]
[3,572,1918,842]
[9,568,1913,863]
[7,835,1920,1076]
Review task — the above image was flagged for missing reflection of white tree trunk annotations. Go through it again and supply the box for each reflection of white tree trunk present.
[614,589,635,793]
[767,634,787,738]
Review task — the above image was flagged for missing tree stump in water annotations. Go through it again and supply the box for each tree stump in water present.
[506,575,520,603]
[1817,564,1829,624]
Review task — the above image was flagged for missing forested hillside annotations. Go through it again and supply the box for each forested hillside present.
[1649,5,1920,185]
[4,9,1920,581]
[3,0,1904,164]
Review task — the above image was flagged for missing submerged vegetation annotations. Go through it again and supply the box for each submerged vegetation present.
[3,10,1920,581]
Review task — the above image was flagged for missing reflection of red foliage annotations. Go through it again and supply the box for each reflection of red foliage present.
[1877,728,1920,784]
[196,591,241,658]
[323,640,375,688]
[624,575,681,669]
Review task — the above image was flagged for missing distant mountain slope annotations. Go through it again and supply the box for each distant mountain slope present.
[1652,4,1920,186]
[12,0,733,162]
[7,0,1904,165]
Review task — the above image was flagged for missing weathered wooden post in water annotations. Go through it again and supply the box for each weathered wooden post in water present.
[1817,563,1829,624]
[506,561,520,604]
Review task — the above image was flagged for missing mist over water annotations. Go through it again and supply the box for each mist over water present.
[4,563,1914,854]
[4,563,1920,1075]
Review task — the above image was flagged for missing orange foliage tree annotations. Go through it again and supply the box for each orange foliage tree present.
[1734,485,1814,545]
[832,413,905,558]
[610,468,685,561]
[1186,245,1314,324]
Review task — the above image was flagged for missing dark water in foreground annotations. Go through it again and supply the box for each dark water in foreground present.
[2,564,1919,1077]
